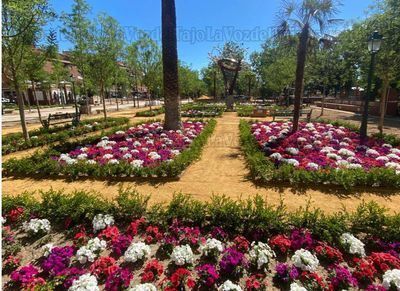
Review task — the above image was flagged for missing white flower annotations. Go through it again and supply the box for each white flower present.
[390,148,400,155]
[249,241,275,269]
[131,159,144,168]
[119,147,129,152]
[124,242,151,263]
[291,249,319,272]
[346,163,362,169]
[366,149,380,157]
[297,137,307,143]
[148,152,161,160]
[23,218,51,234]
[340,233,365,257]
[127,283,157,291]
[327,153,342,160]
[42,243,54,257]
[171,244,194,266]
[218,280,242,291]
[383,143,393,148]
[387,154,400,161]
[321,146,335,153]
[285,159,300,167]
[171,150,180,156]
[336,160,349,168]
[382,269,400,290]
[86,160,97,165]
[92,214,114,232]
[306,162,319,170]
[200,238,224,257]
[303,144,313,150]
[286,147,299,155]
[108,159,119,164]
[103,154,114,160]
[123,153,133,159]
[68,274,99,291]
[1,216,6,225]
[270,153,282,161]
[115,131,125,135]
[376,156,389,162]
[338,148,355,157]
[77,238,107,264]
[77,153,88,160]
[290,282,308,291]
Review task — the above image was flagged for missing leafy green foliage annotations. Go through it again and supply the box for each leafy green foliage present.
[3,189,399,242]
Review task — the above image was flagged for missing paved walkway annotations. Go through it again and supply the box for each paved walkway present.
[3,112,400,214]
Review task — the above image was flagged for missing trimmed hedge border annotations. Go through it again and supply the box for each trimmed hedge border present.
[239,119,400,190]
[135,107,165,117]
[2,188,400,242]
[3,119,217,180]
[2,117,130,155]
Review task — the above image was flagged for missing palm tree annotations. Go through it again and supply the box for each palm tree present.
[277,0,340,132]
[162,0,181,130]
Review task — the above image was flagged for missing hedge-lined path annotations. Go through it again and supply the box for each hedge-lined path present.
[4,112,400,214]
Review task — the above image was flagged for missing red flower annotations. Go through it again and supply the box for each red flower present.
[352,258,377,284]
[269,234,291,254]
[162,268,194,291]
[99,226,120,241]
[245,274,267,290]
[232,236,250,253]
[7,207,24,222]
[141,259,164,283]
[90,257,118,279]
[127,218,146,236]
[369,252,400,273]
[315,242,343,263]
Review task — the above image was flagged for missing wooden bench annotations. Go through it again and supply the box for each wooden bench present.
[272,109,313,122]
[3,109,14,114]
[42,112,81,129]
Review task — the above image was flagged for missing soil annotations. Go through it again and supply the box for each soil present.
[3,111,400,214]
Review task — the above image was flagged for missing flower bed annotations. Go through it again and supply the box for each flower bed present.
[3,120,216,179]
[181,109,223,118]
[2,117,129,155]
[2,189,400,290]
[240,120,400,189]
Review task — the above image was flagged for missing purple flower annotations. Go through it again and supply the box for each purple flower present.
[105,267,133,291]
[41,246,75,276]
[10,264,39,285]
[219,247,246,275]
[57,267,86,289]
[197,264,219,287]
[290,229,314,250]
[275,263,299,283]
[329,265,358,289]
[111,234,132,256]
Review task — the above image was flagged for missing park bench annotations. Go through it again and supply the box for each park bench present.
[42,112,81,129]
[3,109,14,114]
[271,108,313,122]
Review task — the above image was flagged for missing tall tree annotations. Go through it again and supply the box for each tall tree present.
[61,0,92,108]
[126,33,162,102]
[162,0,181,130]
[89,13,125,120]
[2,0,53,140]
[277,0,340,132]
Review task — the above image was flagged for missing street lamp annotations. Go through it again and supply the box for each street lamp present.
[69,74,80,125]
[360,31,383,139]
[218,57,241,110]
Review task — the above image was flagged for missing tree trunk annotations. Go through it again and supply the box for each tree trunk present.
[378,78,390,135]
[320,85,326,117]
[292,25,309,132]
[32,82,43,125]
[13,77,30,141]
[162,0,181,130]
[101,83,107,120]
[63,85,68,108]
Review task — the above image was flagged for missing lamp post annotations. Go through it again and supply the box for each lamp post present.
[360,31,383,139]
[218,57,241,110]
[69,74,80,125]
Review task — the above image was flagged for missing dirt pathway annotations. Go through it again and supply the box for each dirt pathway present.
[4,112,400,214]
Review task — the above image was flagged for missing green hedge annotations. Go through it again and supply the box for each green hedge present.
[239,120,400,190]
[3,119,217,179]
[2,189,399,242]
[2,117,130,155]
[135,107,165,117]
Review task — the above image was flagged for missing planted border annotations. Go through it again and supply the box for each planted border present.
[135,107,165,117]
[2,117,130,155]
[3,119,217,179]
[239,120,400,190]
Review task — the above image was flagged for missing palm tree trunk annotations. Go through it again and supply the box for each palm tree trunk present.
[162,0,181,130]
[293,25,310,132]
[378,78,390,135]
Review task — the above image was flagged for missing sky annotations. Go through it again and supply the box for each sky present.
[49,0,376,71]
